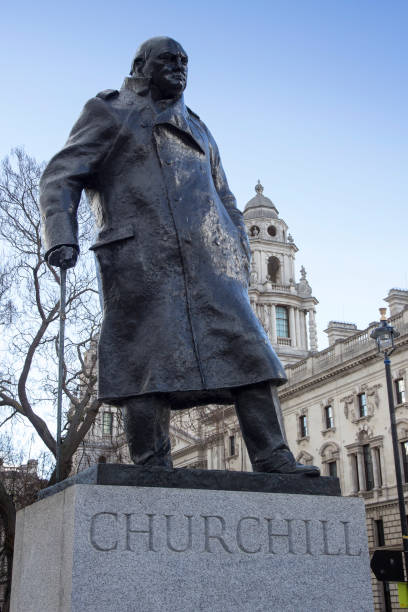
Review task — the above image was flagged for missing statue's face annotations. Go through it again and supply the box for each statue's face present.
[144,39,188,99]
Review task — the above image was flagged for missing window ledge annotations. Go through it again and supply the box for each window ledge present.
[297,436,310,444]
[321,427,336,437]
[226,453,239,460]
[351,415,372,424]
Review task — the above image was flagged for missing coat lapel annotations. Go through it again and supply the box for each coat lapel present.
[154,99,205,155]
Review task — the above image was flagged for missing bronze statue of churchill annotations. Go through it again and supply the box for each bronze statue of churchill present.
[40,37,319,476]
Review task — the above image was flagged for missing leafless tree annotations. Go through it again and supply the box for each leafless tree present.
[0,148,102,610]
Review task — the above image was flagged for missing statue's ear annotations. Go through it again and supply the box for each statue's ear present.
[130,56,145,77]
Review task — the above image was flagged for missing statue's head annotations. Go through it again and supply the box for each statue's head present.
[130,37,188,99]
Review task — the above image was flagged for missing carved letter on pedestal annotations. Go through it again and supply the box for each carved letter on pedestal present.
[320,520,341,556]
[266,518,295,554]
[341,521,362,556]
[202,515,233,553]
[165,514,193,552]
[236,517,261,554]
[90,512,118,552]
[125,513,156,552]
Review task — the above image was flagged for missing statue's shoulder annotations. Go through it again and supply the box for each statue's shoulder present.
[187,107,210,135]
[186,106,200,120]
[96,89,120,101]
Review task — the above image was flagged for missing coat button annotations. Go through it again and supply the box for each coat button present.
[214,238,220,246]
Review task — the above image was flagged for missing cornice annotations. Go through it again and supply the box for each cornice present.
[279,338,408,399]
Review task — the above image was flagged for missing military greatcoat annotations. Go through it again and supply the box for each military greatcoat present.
[40,77,286,408]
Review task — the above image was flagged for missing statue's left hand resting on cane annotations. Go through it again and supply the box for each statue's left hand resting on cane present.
[47,246,79,269]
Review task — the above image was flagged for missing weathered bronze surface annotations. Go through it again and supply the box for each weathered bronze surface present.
[40,37,319,475]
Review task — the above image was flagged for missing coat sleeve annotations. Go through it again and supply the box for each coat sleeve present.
[205,126,251,260]
[39,97,118,259]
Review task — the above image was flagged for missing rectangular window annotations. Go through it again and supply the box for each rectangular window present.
[325,405,334,429]
[375,519,385,546]
[401,441,408,483]
[102,412,113,436]
[229,435,236,457]
[358,393,367,418]
[395,378,406,404]
[363,444,374,491]
[328,461,337,478]
[299,415,308,438]
[276,306,289,338]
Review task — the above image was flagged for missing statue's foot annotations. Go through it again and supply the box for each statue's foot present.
[254,462,320,476]
[252,449,320,476]
[268,462,320,477]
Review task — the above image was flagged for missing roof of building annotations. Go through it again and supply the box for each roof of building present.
[244,180,279,219]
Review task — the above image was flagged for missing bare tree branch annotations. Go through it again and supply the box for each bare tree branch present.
[0,148,102,607]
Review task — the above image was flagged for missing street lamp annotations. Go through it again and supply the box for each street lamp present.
[370,309,407,560]
[371,308,400,355]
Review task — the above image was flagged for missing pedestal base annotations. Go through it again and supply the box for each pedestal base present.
[11,467,373,611]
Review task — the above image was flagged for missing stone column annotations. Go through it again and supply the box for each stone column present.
[263,304,270,337]
[302,310,309,350]
[295,308,301,349]
[371,447,381,489]
[349,454,359,494]
[357,449,366,491]
[289,306,296,346]
[256,250,262,283]
[270,303,277,344]
[282,254,289,284]
[308,309,318,352]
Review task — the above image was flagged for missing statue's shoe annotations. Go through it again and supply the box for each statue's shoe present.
[254,461,320,477]
[272,462,320,477]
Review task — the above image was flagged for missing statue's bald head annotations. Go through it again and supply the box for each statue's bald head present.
[129,36,188,100]
[130,37,187,76]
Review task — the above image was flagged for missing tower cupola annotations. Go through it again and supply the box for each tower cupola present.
[243,182,319,365]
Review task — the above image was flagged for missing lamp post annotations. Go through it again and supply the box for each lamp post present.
[370,308,406,558]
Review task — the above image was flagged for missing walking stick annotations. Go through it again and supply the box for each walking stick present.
[56,267,67,483]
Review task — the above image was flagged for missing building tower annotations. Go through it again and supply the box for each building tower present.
[244,181,318,365]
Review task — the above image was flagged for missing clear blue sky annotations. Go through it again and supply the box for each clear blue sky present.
[1,0,407,347]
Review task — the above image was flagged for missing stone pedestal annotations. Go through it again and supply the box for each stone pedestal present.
[11,466,373,611]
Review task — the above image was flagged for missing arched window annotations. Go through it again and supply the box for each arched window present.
[98,455,107,464]
[320,442,340,479]
[276,306,289,338]
[267,256,280,283]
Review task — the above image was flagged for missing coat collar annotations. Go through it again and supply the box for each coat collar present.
[122,77,205,154]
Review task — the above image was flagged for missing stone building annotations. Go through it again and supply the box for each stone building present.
[280,293,408,611]
[73,184,408,611]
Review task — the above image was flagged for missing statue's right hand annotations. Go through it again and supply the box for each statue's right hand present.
[47,246,79,269]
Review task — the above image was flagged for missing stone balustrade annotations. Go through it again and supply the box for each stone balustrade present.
[285,308,408,385]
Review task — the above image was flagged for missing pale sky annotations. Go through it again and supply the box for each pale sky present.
[1,0,407,348]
